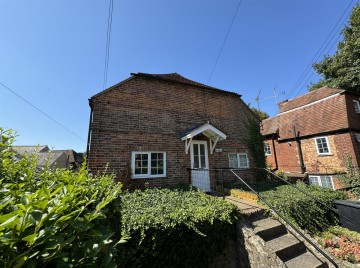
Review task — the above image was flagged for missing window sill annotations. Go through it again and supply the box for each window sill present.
[132,175,166,179]
[317,154,333,157]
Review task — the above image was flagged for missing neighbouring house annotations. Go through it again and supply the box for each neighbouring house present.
[12,146,84,169]
[262,86,360,190]
[87,72,258,191]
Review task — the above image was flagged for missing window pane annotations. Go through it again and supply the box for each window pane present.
[193,144,199,156]
[200,144,205,155]
[193,144,199,168]
[320,176,333,189]
[135,153,148,174]
[151,167,158,175]
[316,138,329,154]
[354,101,360,113]
[239,154,248,168]
[229,154,239,168]
[200,155,206,168]
[264,143,271,155]
[309,176,320,186]
[151,153,164,175]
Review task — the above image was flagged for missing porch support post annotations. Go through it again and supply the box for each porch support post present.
[185,137,193,154]
[209,136,220,154]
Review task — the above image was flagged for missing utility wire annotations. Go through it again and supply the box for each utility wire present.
[266,1,359,136]
[0,82,86,142]
[103,0,114,90]
[207,0,242,84]
[286,0,356,99]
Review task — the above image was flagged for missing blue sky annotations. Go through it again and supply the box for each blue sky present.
[0,0,357,152]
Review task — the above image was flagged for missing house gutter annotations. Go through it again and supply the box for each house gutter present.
[271,133,279,171]
[293,126,306,173]
[86,99,93,160]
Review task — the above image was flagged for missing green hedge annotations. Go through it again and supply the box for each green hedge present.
[119,188,238,268]
[0,128,123,267]
[261,182,347,234]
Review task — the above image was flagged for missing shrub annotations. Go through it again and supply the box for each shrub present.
[261,182,346,234]
[320,226,360,263]
[119,188,238,268]
[338,156,360,199]
[0,128,123,267]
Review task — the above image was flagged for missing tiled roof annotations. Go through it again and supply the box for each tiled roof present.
[131,73,240,96]
[91,72,240,99]
[262,88,349,140]
[278,87,345,114]
[12,145,49,156]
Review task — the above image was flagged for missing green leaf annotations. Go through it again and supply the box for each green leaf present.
[22,233,38,244]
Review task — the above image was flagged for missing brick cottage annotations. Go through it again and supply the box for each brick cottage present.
[87,73,258,190]
[262,87,360,189]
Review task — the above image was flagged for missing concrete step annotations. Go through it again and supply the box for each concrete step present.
[266,233,306,261]
[225,196,264,216]
[285,251,329,268]
[253,218,287,241]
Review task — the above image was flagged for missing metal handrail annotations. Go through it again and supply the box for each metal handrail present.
[259,168,360,229]
[230,169,339,268]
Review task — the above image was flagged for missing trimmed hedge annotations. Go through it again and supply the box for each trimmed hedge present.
[119,188,238,268]
[261,182,347,234]
[0,128,123,267]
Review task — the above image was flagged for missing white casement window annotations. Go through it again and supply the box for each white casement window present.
[315,136,331,155]
[354,100,360,113]
[264,142,271,156]
[131,152,166,178]
[228,153,249,169]
[308,175,334,190]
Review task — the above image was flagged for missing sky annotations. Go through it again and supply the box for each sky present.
[0,0,358,152]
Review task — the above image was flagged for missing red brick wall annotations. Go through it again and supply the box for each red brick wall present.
[88,76,257,189]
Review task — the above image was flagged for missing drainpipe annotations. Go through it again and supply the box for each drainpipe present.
[86,99,93,161]
[271,133,279,171]
[293,126,306,173]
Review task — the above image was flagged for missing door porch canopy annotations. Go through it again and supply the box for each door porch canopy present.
[181,123,227,154]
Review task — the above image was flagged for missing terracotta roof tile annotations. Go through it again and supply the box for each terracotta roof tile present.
[262,89,349,140]
[278,86,345,114]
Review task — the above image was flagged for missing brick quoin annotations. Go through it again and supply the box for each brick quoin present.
[87,73,258,189]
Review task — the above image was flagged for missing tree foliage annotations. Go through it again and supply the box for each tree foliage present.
[310,5,360,92]
[251,107,269,120]
[0,128,123,267]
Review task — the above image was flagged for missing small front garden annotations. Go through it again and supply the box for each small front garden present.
[0,128,239,267]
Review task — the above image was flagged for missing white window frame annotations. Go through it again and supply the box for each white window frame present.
[308,175,334,190]
[131,151,166,179]
[228,153,249,169]
[314,136,332,155]
[355,133,360,142]
[353,100,360,113]
[264,142,271,156]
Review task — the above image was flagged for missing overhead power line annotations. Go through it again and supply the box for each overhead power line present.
[103,0,114,90]
[0,82,86,142]
[207,0,243,84]
[286,0,357,100]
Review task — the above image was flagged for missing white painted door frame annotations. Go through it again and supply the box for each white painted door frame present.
[190,140,210,191]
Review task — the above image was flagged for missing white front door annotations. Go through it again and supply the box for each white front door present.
[190,140,210,191]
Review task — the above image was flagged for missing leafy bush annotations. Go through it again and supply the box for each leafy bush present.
[338,156,360,199]
[0,128,123,267]
[119,188,238,268]
[261,182,346,234]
